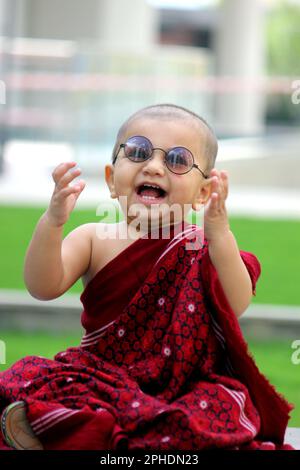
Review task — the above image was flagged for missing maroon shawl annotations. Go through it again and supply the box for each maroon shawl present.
[0,222,294,450]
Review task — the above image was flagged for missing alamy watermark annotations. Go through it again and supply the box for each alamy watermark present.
[0,80,6,105]
[95,197,204,251]
[291,339,300,365]
[0,340,6,365]
[291,80,300,104]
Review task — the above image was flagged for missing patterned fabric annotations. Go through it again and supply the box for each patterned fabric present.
[0,223,295,450]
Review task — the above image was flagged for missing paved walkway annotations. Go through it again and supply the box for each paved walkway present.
[1,169,300,219]
[1,289,300,340]
[284,428,300,450]
[0,135,300,218]
[1,288,300,318]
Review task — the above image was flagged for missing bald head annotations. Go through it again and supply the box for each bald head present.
[111,103,218,175]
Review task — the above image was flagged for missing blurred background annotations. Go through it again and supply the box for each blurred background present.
[0,0,299,432]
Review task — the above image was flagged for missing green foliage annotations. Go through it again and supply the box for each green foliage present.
[266,1,300,76]
[265,1,300,124]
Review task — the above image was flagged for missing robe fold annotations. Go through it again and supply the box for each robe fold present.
[0,222,295,450]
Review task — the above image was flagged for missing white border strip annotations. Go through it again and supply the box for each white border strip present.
[31,408,80,435]
[219,384,257,436]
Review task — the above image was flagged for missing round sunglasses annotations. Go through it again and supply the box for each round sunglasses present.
[113,135,208,177]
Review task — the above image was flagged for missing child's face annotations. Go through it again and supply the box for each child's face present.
[105,117,213,229]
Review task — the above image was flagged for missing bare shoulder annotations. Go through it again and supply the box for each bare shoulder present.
[63,222,95,247]
[57,223,95,296]
[89,221,127,245]
[83,221,134,288]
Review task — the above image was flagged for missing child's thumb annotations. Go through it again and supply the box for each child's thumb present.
[74,180,86,196]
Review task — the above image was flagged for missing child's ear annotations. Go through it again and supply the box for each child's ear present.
[105,164,117,198]
[192,177,213,211]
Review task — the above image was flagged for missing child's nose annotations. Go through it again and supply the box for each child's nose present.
[142,149,166,174]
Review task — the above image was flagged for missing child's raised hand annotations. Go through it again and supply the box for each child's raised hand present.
[204,168,230,242]
[45,162,86,227]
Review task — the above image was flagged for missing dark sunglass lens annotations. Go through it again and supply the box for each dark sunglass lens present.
[125,137,151,161]
[166,148,193,174]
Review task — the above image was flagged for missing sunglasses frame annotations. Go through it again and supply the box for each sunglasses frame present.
[113,135,208,178]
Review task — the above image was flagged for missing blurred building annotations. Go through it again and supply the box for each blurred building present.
[0,0,298,174]
[159,1,266,135]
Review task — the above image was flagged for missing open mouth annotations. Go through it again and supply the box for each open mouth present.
[135,184,167,202]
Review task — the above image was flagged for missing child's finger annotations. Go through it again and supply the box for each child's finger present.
[204,176,215,185]
[56,182,84,199]
[75,180,86,193]
[220,170,228,183]
[209,168,219,177]
[207,191,219,213]
[55,186,78,200]
[71,181,86,199]
[57,167,82,190]
[208,172,225,210]
[52,162,77,184]
[212,171,227,199]
[220,170,229,199]
[210,176,220,201]
[71,179,86,194]
[211,175,219,188]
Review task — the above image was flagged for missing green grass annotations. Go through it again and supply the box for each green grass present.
[0,205,101,294]
[230,217,300,306]
[1,204,300,305]
[0,331,82,365]
[246,337,300,427]
[0,332,298,426]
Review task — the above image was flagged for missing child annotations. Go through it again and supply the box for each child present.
[0,104,295,450]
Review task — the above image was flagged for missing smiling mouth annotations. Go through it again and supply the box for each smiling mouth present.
[135,184,167,201]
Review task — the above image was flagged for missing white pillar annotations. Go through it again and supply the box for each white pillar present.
[3,0,27,37]
[215,0,265,136]
[97,0,159,51]
[0,0,7,34]
[0,0,12,174]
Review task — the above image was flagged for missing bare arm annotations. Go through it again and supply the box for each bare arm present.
[208,230,252,318]
[24,212,64,299]
[23,215,93,300]
[23,161,89,300]
[203,169,253,318]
